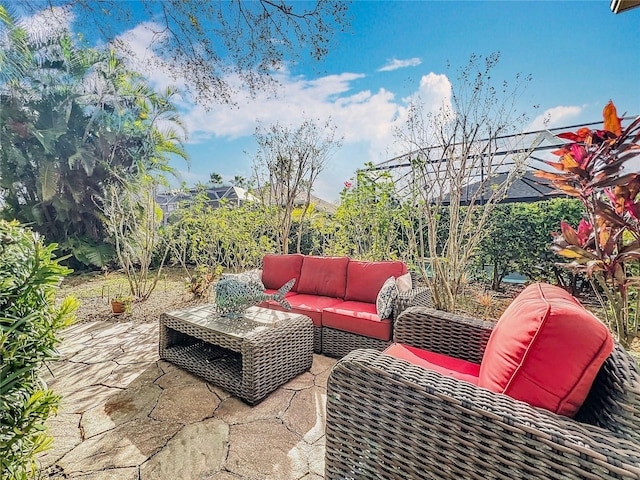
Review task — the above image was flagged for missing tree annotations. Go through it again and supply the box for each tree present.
[209,172,223,186]
[16,1,350,105]
[253,118,342,254]
[231,175,249,189]
[0,4,29,84]
[101,178,169,300]
[396,53,533,312]
[0,13,187,266]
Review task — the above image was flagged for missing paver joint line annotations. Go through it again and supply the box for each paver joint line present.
[39,320,336,479]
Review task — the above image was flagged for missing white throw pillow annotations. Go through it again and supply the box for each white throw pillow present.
[376,276,399,319]
[395,272,412,293]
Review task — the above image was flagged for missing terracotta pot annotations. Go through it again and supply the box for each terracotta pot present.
[111,301,125,314]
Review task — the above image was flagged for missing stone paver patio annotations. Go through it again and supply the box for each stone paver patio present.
[40,320,336,479]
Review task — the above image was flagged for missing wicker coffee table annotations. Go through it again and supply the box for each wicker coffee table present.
[159,305,313,405]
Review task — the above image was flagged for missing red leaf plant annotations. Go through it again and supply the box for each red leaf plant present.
[537,101,640,347]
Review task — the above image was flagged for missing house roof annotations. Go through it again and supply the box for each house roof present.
[442,170,563,206]
[156,185,257,206]
[370,119,636,205]
[252,186,337,214]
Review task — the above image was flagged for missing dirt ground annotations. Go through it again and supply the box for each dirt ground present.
[59,267,209,324]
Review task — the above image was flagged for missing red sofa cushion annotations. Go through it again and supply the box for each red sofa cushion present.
[297,256,350,299]
[262,254,304,292]
[322,301,392,341]
[262,294,343,327]
[344,261,408,304]
[478,283,614,417]
[262,289,298,298]
[385,343,480,385]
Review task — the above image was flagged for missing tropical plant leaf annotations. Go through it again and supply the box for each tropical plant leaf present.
[603,101,622,136]
[554,246,596,260]
[65,236,114,268]
[590,172,638,189]
[560,221,581,246]
[38,163,59,201]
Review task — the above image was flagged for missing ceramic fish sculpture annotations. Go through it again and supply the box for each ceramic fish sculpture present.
[214,277,295,318]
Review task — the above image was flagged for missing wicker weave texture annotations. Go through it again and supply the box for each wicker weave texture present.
[575,344,640,444]
[314,326,322,353]
[393,306,494,364]
[395,286,433,316]
[325,349,640,480]
[321,327,392,358]
[159,308,313,404]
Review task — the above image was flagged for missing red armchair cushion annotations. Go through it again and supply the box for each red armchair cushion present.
[478,283,614,417]
[344,261,408,304]
[322,301,392,341]
[385,343,480,385]
[297,256,350,299]
[262,254,304,291]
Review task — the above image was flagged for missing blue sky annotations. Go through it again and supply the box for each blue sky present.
[34,1,640,201]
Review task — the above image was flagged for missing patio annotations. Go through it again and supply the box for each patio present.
[39,319,336,480]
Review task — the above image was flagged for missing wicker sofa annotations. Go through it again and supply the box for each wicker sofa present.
[258,254,431,357]
[325,288,640,479]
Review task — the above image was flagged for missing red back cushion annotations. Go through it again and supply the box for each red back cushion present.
[296,256,349,298]
[478,283,614,417]
[262,254,304,291]
[344,261,408,304]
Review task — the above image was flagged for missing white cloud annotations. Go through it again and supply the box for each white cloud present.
[112,22,184,93]
[378,57,422,72]
[528,105,583,131]
[176,68,452,200]
[22,6,74,42]
[114,23,452,200]
[417,72,453,114]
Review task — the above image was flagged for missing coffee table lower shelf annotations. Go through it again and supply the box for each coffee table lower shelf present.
[161,342,243,393]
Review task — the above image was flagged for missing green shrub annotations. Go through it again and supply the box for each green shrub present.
[163,192,275,273]
[474,199,584,290]
[0,220,77,480]
[327,168,408,260]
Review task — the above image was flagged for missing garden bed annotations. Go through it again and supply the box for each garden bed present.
[59,267,208,324]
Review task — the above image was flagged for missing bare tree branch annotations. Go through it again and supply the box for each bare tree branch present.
[16,0,350,105]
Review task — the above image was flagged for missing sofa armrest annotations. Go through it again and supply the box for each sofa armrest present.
[325,349,640,480]
[393,306,494,364]
[394,286,432,316]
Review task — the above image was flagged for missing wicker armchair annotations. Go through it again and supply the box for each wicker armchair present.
[325,306,640,480]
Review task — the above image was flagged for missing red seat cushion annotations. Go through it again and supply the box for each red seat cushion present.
[296,256,350,299]
[478,283,614,417]
[344,261,408,304]
[385,343,480,385]
[322,301,392,341]
[263,294,343,327]
[262,254,304,292]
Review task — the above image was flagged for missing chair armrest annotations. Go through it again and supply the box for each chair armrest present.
[325,349,640,480]
[393,306,494,364]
